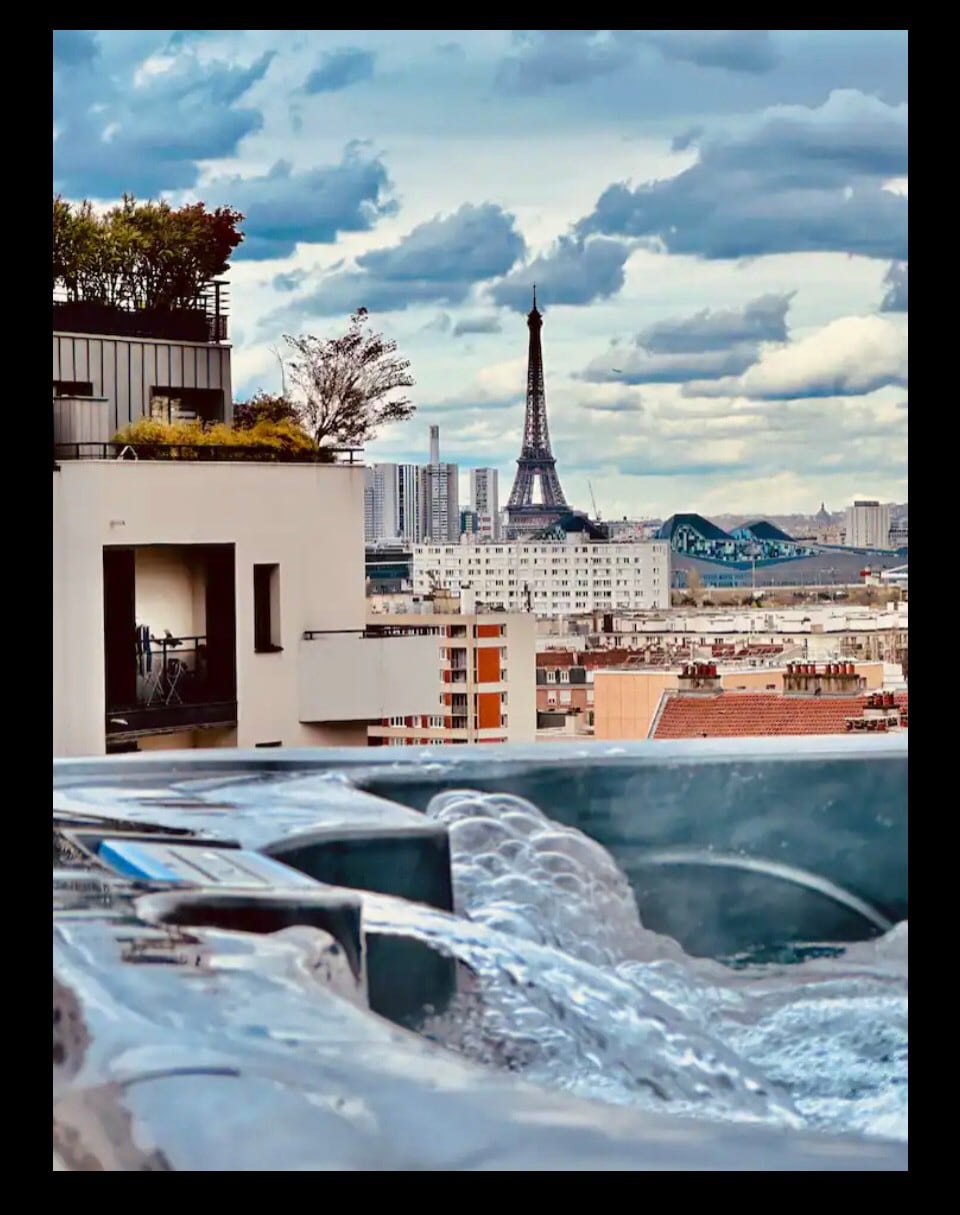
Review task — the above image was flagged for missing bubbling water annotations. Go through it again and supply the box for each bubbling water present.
[365,790,906,1142]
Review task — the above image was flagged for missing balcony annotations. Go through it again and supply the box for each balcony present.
[106,634,237,742]
[299,630,438,723]
[53,281,230,345]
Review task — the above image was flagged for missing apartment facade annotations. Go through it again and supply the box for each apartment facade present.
[576,604,909,665]
[470,468,500,541]
[845,501,892,550]
[364,463,422,545]
[52,294,437,757]
[54,458,439,757]
[413,538,671,616]
[535,649,638,719]
[367,607,536,746]
[420,463,460,542]
[54,285,234,445]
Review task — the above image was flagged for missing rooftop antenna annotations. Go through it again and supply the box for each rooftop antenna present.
[532,284,537,310]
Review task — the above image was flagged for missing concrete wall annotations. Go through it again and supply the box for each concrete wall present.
[53,332,233,434]
[134,548,207,639]
[503,611,537,742]
[53,460,370,756]
[594,670,677,741]
[299,634,439,723]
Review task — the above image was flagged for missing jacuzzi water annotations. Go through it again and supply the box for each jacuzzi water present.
[360,791,907,1144]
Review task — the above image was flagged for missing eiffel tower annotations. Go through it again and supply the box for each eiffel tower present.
[506,288,571,538]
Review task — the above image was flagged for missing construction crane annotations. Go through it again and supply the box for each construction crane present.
[588,481,602,522]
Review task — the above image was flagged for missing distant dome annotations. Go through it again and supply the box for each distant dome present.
[815,502,831,525]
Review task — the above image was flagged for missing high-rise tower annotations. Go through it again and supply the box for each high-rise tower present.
[506,288,571,538]
[419,425,460,543]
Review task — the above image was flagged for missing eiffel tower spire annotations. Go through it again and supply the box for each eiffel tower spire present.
[506,289,571,538]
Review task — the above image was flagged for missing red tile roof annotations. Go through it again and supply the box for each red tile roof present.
[537,649,636,670]
[652,692,908,740]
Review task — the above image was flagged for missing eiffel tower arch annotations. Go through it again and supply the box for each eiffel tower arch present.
[506,289,572,539]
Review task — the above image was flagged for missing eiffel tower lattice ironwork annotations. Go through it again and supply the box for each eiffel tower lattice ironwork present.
[506,288,571,537]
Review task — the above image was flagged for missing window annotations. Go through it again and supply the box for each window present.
[53,380,93,396]
[253,564,282,653]
[150,386,224,424]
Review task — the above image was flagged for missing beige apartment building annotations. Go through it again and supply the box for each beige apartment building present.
[367,598,536,746]
[593,660,884,741]
[52,292,437,757]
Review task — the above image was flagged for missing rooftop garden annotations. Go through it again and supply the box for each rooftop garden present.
[53,194,243,312]
[111,415,334,462]
[53,195,243,341]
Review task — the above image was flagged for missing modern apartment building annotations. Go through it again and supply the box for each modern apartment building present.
[367,593,536,746]
[364,463,422,544]
[413,537,671,616]
[54,296,235,446]
[470,468,500,541]
[419,425,459,543]
[53,285,437,757]
[845,501,892,550]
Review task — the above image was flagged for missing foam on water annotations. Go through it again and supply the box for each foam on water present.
[365,790,907,1143]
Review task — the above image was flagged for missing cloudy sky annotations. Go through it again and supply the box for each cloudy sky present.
[53,29,908,519]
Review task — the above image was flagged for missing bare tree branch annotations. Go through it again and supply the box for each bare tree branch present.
[284,308,416,448]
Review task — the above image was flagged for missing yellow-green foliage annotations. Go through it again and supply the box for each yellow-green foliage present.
[114,417,321,459]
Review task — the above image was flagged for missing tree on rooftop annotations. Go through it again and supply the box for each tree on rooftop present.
[284,309,415,448]
[233,391,301,430]
[52,194,244,310]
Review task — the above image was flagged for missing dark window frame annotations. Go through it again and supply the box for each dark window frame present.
[253,563,283,654]
[54,380,94,397]
[150,386,225,425]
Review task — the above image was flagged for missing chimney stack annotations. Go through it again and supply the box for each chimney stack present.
[429,425,440,466]
[678,662,722,692]
[784,662,865,695]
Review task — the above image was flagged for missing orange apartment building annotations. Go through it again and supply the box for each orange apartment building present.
[367,606,536,746]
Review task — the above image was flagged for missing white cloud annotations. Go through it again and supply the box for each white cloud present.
[688,315,907,399]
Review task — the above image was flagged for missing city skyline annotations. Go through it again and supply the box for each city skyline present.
[54,30,908,517]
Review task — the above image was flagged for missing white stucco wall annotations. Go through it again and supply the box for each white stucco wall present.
[53,460,370,756]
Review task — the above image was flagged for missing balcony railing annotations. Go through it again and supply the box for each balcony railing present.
[53,280,229,345]
[55,442,363,466]
[106,634,237,740]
